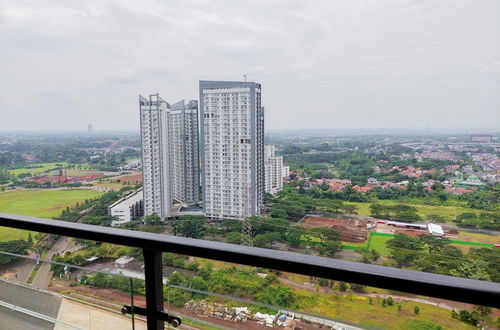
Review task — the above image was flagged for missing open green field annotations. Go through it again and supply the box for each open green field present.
[343,232,495,255]
[293,287,474,330]
[366,233,393,255]
[345,200,488,221]
[8,162,69,177]
[342,233,399,255]
[0,189,103,241]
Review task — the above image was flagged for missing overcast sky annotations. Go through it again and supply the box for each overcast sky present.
[1,0,499,131]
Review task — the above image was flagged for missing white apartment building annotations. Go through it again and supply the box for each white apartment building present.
[140,94,172,218]
[108,188,144,227]
[170,100,200,205]
[264,145,284,195]
[200,81,265,220]
[282,165,290,178]
[140,95,201,218]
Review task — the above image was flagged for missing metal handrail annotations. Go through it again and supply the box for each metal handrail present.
[1,212,499,311]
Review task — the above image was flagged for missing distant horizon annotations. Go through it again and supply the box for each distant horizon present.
[1,127,499,135]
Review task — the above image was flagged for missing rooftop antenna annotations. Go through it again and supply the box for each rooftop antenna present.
[243,74,247,82]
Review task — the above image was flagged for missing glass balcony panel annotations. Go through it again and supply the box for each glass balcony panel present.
[0,248,141,329]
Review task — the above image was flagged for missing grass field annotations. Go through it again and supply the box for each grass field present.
[366,234,393,255]
[456,231,500,244]
[0,189,103,241]
[8,162,69,177]
[342,233,396,255]
[345,200,488,221]
[344,232,496,255]
[64,169,103,176]
[293,287,474,330]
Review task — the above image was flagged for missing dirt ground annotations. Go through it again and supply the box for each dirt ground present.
[301,216,368,243]
[391,227,425,237]
[49,280,326,329]
[117,173,142,183]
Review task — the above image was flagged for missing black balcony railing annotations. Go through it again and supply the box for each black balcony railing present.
[1,212,499,329]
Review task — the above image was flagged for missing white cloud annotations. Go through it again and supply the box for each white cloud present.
[0,0,499,131]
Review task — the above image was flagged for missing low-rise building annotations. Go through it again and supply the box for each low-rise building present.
[470,134,493,143]
[108,188,144,226]
[427,223,444,236]
[455,175,486,189]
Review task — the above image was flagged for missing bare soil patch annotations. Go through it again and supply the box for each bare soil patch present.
[302,216,368,243]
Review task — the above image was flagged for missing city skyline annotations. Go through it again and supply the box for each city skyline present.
[1,1,499,131]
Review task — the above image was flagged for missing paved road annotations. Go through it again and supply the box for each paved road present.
[0,257,37,284]
[31,237,70,289]
[0,306,54,330]
[0,279,62,329]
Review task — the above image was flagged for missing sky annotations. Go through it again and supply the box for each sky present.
[0,0,499,131]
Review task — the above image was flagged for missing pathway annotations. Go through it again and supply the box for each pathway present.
[31,237,71,289]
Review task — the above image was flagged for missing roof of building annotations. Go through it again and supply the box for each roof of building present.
[466,175,480,181]
[428,223,444,236]
[115,256,134,266]
[109,188,143,209]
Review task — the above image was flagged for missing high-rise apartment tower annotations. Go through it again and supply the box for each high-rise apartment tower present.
[200,81,265,220]
[139,94,200,219]
[139,94,172,218]
[170,100,200,205]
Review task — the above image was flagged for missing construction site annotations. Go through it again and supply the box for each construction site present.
[300,214,454,243]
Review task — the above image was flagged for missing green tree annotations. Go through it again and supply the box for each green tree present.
[418,235,450,254]
[142,214,162,225]
[0,240,31,265]
[190,276,208,299]
[253,234,273,248]
[387,234,424,267]
[426,214,446,223]
[311,227,340,243]
[171,216,206,238]
[27,233,33,244]
[318,241,341,257]
[258,286,296,308]
[356,248,380,264]
[450,260,491,281]
[225,232,242,244]
[285,227,303,245]
[71,254,87,266]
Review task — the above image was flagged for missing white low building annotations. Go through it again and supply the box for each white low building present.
[427,223,444,236]
[108,188,144,226]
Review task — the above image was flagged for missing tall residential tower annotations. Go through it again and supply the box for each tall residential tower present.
[140,94,172,218]
[170,100,200,205]
[200,81,265,220]
[140,94,200,219]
